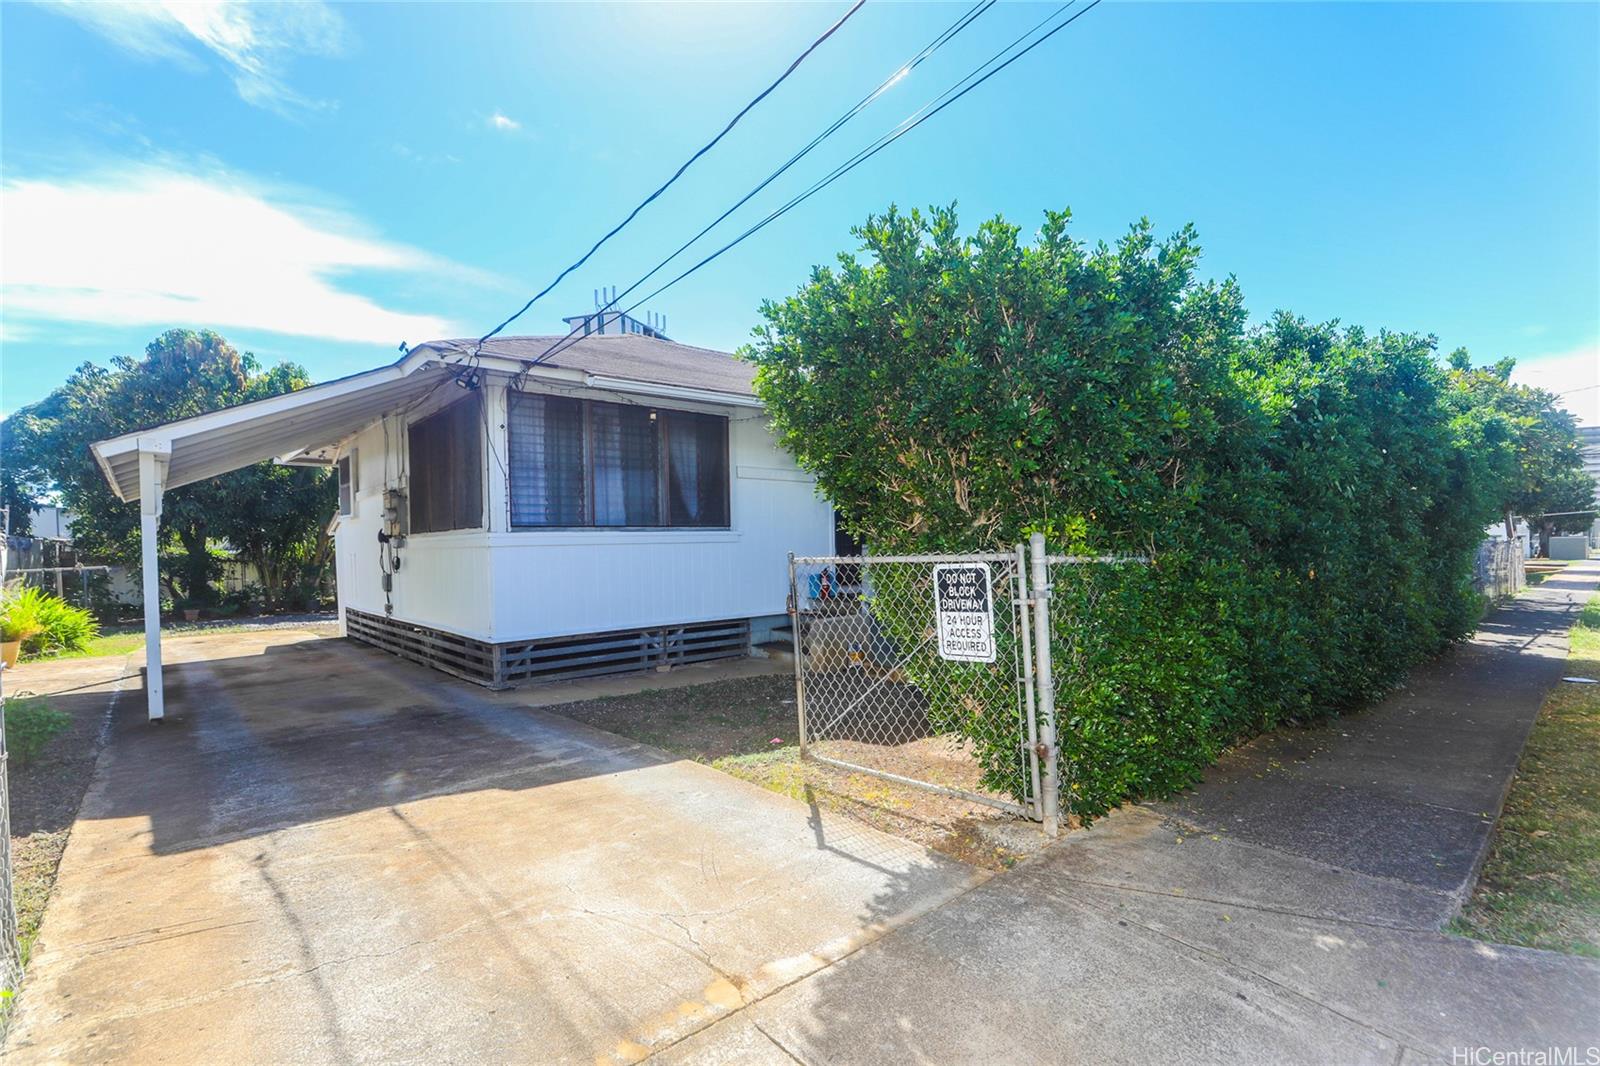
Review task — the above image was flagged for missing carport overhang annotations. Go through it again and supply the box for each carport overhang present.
[90,347,455,721]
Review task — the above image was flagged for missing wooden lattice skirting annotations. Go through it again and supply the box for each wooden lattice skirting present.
[344,608,751,688]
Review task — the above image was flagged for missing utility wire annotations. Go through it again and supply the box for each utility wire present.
[523,0,1101,370]
[483,0,995,380]
[475,0,866,349]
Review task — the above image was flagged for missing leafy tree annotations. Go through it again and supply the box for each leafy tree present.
[1444,351,1594,554]
[747,205,1517,819]
[2,330,335,607]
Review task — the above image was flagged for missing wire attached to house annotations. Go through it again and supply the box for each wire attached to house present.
[484,0,997,381]
[521,0,1102,370]
[473,0,867,350]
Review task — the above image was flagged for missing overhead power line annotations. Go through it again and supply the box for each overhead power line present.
[480,0,995,376]
[474,0,866,349]
[522,0,1103,370]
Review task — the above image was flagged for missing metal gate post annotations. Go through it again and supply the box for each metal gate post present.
[788,552,808,757]
[1029,533,1060,837]
[1015,543,1043,822]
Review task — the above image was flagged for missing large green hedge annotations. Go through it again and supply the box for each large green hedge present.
[747,205,1522,821]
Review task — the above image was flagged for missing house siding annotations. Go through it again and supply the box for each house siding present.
[334,381,831,646]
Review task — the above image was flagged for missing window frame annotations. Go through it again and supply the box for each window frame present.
[407,393,485,535]
[507,392,730,532]
[336,452,356,517]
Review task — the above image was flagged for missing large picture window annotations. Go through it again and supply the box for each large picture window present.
[508,394,728,529]
[408,395,483,533]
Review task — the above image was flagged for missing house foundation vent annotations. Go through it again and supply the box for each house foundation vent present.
[345,609,750,688]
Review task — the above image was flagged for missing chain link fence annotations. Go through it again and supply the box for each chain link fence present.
[788,539,1149,834]
[789,550,1040,819]
[1473,537,1525,601]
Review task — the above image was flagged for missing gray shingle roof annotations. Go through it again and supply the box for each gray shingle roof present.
[415,334,755,397]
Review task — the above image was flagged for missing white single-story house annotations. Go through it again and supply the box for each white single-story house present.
[90,327,834,719]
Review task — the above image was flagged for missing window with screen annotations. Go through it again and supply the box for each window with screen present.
[663,411,729,527]
[337,452,356,516]
[508,394,728,529]
[408,395,483,533]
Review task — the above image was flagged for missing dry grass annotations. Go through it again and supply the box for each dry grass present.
[1454,594,1600,957]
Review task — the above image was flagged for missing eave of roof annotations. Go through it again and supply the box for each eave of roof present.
[91,335,762,502]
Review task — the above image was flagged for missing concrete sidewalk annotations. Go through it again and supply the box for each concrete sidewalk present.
[677,562,1600,1064]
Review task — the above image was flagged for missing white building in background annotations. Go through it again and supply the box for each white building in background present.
[91,327,834,717]
[27,504,74,540]
[1581,424,1600,548]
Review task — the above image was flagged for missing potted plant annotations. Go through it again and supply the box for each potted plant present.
[1,591,45,668]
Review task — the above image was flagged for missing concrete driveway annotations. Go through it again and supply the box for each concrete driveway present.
[5,631,982,1064]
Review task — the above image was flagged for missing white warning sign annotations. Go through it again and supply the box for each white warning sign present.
[932,563,997,663]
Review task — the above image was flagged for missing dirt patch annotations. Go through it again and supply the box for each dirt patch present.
[4,653,132,975]
[547,673,800,758]
[550,673,1047,870]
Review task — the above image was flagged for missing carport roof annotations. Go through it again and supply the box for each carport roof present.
[91,353,446,503]
[91,334,758,502]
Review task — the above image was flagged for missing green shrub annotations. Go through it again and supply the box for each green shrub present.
[749,205,1509,823]
[215,584,264,617]
[4,696,70,766]
[1,587,100,657]
[0,587,46,645]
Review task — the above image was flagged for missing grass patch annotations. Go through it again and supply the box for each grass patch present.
[29,631,146,662]
[1523,559,1571,588]
[23,618,336,663]
[1453,593,1600,957]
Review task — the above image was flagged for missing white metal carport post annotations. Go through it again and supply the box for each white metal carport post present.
[138,440,170,721]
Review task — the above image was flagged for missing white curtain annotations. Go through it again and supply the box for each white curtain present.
[670,419,700,522]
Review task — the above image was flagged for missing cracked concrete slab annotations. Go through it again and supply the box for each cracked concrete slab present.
[1044,806,1460,931]
[1066,881,1600,1058]
[5,632,982,1064]
[736,862,1404,1066]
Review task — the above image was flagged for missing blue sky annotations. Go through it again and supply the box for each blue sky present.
[3,1,1597,421]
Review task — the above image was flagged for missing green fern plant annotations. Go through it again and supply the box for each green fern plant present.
[1,588,99,655]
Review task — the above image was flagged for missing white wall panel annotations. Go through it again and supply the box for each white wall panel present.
[337,398,833,644]
[334,418,498,639]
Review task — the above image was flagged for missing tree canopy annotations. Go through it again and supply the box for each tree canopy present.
[746,205,1594,818]
[2,329,335,608]
[1444,350,1593,549]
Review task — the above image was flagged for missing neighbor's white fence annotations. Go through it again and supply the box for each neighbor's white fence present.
[1473,537,1525,601]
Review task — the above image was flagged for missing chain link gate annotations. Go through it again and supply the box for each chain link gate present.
[788,545,1049,825]
[787,535,1145,836]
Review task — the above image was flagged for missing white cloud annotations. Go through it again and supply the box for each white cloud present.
[1511,342,1600,427]
[37,0,345,112]
[2,164,462,347]
[489,111,521,132]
